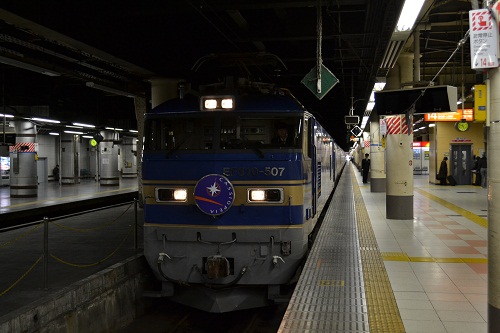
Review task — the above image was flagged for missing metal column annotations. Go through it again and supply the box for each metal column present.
[385,115,413,220]
[10,120,37,197]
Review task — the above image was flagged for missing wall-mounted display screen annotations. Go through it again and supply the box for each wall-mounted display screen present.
[0,156,10,171]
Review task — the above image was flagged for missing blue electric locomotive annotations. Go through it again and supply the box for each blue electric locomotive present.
[142,54,345,312]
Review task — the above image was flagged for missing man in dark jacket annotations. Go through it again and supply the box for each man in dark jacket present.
[361,153,370,183]
[438,157,448,185]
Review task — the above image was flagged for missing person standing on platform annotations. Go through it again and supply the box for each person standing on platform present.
[53,164,60,182]
[472,156,481,186]
[479,153,487,188]
[361,153,370,183]
[438,156,448,185]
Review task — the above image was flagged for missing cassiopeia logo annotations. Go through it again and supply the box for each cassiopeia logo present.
[194,174,235,216]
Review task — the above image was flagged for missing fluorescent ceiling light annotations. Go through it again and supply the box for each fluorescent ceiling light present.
[32,117,60,124]
[0,113,14,118]
[429,123,435,127]
[49,132,60,136]
[361,116,369,128]
[366,102,375,111]
[105,127,123,131]
[0,55,60,77]
[396,0,425,32]
[73,122,95,128]
[66,125,83,129]
[374,82,386,91]
[82,135,93,139]
[64,130,84,134]
[129,129,138,133]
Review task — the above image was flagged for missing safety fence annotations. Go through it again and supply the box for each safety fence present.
[0,199,140,299]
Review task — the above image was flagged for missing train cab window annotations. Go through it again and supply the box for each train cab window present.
[145,114,303,152]
[145,117,212,151]
[220,115,302,150]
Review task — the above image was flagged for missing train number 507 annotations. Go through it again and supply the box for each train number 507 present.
[265,167,285,176]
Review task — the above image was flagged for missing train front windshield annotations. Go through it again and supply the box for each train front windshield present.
[145,113,303,152]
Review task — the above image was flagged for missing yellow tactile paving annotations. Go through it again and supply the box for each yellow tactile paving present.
[352,173,406,333]
[381,252,488,264]
[414,188,488,228]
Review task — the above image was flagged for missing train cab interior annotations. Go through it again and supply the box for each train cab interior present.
[145,114,304,152]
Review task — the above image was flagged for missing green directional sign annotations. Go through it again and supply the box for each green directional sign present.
[301,64,339,100]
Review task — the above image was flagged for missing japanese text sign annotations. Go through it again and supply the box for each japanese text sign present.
[469,9,499,69]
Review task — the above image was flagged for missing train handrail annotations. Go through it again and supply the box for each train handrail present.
[197,232,237,246]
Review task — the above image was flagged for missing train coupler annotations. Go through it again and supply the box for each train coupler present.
[205,255,231,279]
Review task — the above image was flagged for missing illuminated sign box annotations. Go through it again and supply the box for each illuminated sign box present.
[413,141,430,148]
[424,109,474,122]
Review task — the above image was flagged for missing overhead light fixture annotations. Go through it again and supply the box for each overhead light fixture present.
[49,132,60,136]
[129,129,138,133]
[374,77,387,91]
[86,82,135,98]
[0,55,61,77]
[105,127,123,131]
[366,102,375,111]
[32,117,60,124]
[395,0,425,32]
[72,122,95,128]
[0,113,14,118]
[361,116,370,128]
[64,130,84,135]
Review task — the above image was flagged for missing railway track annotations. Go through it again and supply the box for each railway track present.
[119,298,287,333]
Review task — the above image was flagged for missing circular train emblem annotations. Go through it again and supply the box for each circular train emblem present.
[194,174,235,216]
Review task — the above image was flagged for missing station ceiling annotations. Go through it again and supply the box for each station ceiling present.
[0,1,480,149]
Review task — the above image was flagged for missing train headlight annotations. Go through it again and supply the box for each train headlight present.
[221,98,233,109]
[250,190,266,201]
[155,188,188,202]
[200,96,235,111]
[173,189,188,201]
[204,99,218,110]
[247,188,283,203]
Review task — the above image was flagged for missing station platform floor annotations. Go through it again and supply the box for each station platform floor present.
[0,177,139,215]
[1,177,139,228]
[280,163,488,333]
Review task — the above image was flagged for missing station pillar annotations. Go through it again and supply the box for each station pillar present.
[121,136,137,178]
[488,65,500,333]
[385,114,413,219]
[370,116,386,192]
[61,133,80,185]
[9,120,37,197]
[99,131,119,186]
